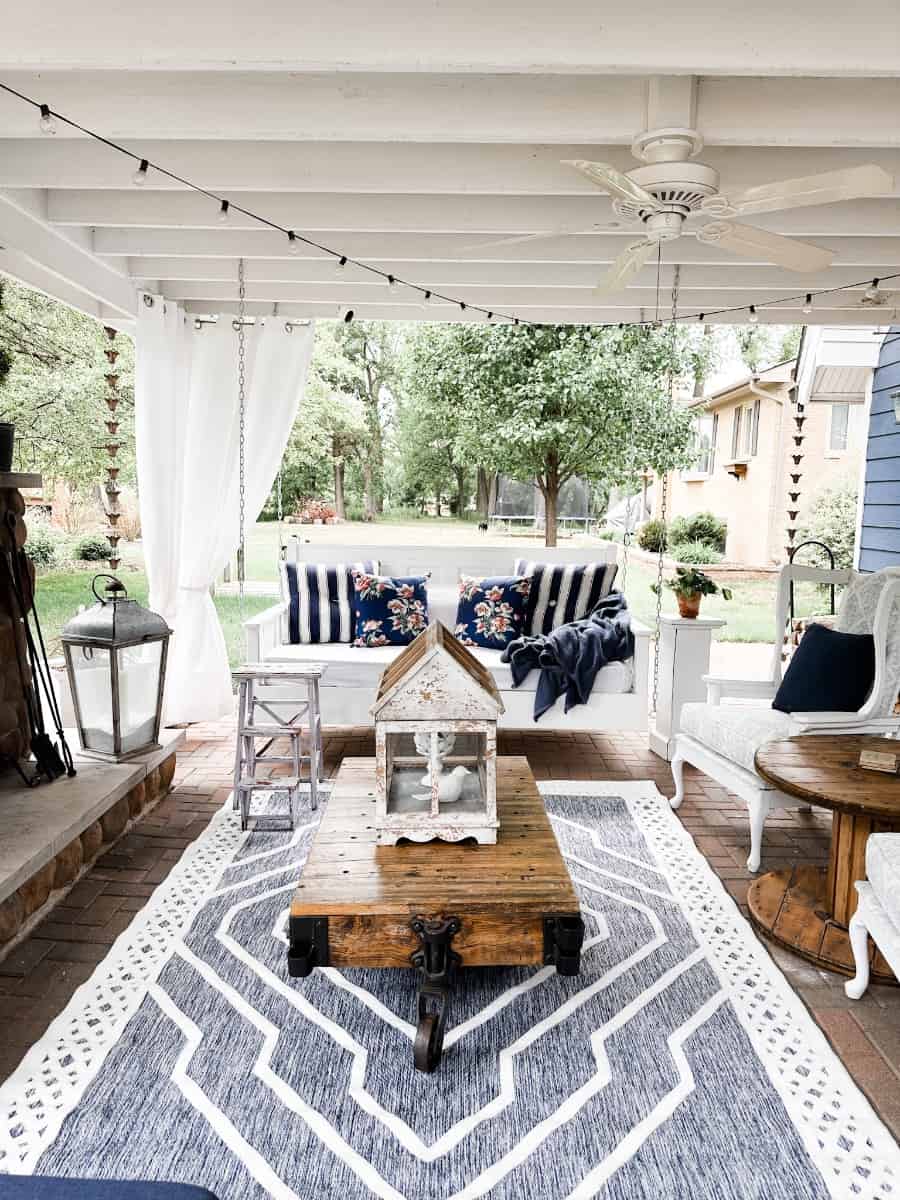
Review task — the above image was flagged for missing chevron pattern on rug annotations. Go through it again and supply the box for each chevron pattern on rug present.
[1,782,897,1199]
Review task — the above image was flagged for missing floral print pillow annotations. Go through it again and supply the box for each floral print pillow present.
[351,571,429,647]
[454,575,531,649]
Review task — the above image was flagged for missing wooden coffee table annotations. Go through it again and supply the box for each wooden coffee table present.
[287,756,584,1072]
[749,735,900,984]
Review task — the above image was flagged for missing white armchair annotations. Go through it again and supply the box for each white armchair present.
[670,565,900,872]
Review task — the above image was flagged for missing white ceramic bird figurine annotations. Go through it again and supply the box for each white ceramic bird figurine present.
[415,765,470,806]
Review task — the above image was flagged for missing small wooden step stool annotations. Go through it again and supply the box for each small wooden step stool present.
[232,662,325,830]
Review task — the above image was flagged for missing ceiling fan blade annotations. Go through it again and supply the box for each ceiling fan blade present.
[594,239,660,294]
[458,222,604,253]
[562,160,664,213]
[704,164,894,217]
[696,221,834,273]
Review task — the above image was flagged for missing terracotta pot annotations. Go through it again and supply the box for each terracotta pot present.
[676,592,702,619]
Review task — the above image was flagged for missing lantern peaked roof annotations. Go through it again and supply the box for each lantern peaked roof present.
[372,621,504,717]
[61,577,171,646]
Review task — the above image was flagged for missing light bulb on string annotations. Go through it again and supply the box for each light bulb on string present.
[459,302,467,314]
[39,104,56,135]
[343,309,354,324]
[864,278,881,303]
[132,159,149,186]
[387,275,399,294]
[217,200,230,224]
[422,291,432,306]
[334,255,347,276]
[748,305,759,324]
[486,311,493,322]
[287,231,300,256]
[802,293,813,315]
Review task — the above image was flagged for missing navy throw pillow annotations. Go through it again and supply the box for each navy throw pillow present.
[514,559,618,636]
[772,622,876,714]
[351,571,429,646]
[454,574,531,649]
[282,560,377,644]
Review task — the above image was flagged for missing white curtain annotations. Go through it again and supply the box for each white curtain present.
[135,298,315,724]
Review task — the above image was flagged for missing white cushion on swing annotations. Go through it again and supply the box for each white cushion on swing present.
[679,701,794,773]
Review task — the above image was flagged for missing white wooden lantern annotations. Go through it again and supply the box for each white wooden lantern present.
[372,622,504,845]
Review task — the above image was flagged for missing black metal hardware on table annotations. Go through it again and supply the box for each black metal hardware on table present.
[286,909,586,1074]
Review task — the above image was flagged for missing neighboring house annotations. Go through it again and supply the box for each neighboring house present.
[662,327,881,567]
[857,326,900,571]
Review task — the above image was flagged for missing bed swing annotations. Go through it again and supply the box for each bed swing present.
[237,266,678,735]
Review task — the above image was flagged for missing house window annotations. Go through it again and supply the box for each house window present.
[829,402,850,452]
[731,401,759,459]
[731,407,742,458]
[689,413,718,476]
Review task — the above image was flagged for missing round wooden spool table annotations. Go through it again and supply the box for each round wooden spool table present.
[749,735,900,984]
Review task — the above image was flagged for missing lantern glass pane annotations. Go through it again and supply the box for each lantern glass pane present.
[116,641,163,753]
[70,646,114,753]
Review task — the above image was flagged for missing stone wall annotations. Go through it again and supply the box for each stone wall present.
[0,751,177,952]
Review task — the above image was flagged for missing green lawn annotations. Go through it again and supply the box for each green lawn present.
[34,567,273,670]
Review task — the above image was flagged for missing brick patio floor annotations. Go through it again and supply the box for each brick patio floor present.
[2,723,899,1143]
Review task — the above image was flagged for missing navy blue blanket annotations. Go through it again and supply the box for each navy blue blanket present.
[500,591,634,721]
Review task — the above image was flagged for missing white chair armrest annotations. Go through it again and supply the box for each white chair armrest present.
[702,675,777,705]
[243,601,288,661]
[789,712,900,734]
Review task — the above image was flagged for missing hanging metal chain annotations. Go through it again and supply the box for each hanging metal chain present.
[237,257,247,623]
[276,465,285,562]
[651,266,680,718]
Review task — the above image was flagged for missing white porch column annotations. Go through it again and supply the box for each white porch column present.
[649,615,726,760]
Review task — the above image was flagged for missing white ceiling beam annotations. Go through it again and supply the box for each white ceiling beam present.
[0,190,138,316]
[155,279,896,311]
[43,190,900,238]
[2,141,898,195]
[93,228,900,266]
[125,257,897,292]
[3,1,899,75]
[2,71,899,146]
[179,299,895,327]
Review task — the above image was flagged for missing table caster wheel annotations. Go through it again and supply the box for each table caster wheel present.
[414,1012,443,1073]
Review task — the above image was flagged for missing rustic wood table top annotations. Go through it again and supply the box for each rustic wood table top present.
[290,755,580,968]
[755,735,900,821]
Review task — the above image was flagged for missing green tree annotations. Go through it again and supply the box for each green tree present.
[0,277,135,490]
[317,321,402,518]
[404,323,694,546]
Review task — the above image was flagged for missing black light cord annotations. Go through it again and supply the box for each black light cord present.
[2,79,899,330]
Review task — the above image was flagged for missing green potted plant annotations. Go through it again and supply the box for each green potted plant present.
[652,566,732,619]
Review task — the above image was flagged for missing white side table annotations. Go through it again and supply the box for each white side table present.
[649,616,726,761]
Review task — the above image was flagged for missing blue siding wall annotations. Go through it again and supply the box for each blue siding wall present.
[859,326,900,571]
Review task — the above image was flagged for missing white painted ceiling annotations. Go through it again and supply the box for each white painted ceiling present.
[0,0,898,330]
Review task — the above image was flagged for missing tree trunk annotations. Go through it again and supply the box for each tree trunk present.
[475,467,495,520]
[435,490,442,518]
[362,460,376,521]
[454,466,466,519]
[543,451,560,548]
[332,451,346,521]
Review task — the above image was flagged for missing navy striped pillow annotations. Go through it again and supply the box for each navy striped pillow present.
[514,559,618,636]
[282,560,377,644]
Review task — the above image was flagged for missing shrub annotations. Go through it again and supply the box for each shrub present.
[596,526,624,543]
[669,539,724,565]
[637,518,667,553]
[25,523,59,568]
[74,533,111,562]
[796,478,858,570]
[668,511,727,553]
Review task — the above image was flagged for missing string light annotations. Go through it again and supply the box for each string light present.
[335,255,347,275]
[132,159,149,186]
[287,231,300,256]
[422,291,432,306]
[802,293,813,315]
[748,305,759,323]
[459,302,467,313]
[387,275,399,294]
[217,200,230,224]
[39,103,56,135]
[343,309,354,324]
[486,311,493,322]
[864,278,881,302]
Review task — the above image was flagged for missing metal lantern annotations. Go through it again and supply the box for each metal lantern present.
[61,574,171,761]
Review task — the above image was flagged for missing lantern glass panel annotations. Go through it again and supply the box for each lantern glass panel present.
[70,645,114,754]
[384,727,488,817]
[117,641,163,753]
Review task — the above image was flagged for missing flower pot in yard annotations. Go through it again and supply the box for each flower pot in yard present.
[0,423,13,472]
[676,592,702,619]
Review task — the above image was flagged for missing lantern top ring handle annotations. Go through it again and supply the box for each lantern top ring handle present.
[91,573,128,604]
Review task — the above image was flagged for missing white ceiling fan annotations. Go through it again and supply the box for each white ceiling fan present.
[467,129,894,294]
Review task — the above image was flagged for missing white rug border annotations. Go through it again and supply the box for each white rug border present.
[539,779,900,1200]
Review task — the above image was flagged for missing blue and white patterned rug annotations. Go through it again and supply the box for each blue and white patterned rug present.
[1,780,898,1199]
